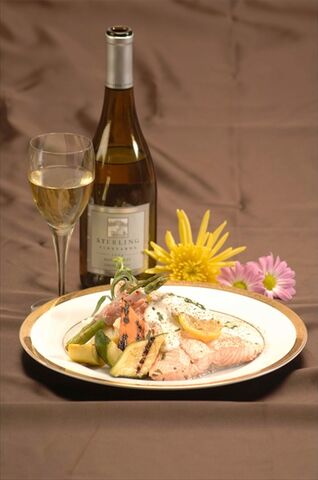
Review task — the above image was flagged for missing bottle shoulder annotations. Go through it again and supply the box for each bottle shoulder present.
[94,89,145,132]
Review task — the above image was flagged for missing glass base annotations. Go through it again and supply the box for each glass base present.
[30,297,53,312]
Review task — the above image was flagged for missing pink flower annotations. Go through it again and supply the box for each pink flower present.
[249,253,296,301]
[217,262,264,293]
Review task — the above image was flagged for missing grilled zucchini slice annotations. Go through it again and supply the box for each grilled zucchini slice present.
[67,343,104,366]
[110,335,165,378]
[106,340,123,367]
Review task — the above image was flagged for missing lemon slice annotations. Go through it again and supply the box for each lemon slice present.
[177,313,222,342]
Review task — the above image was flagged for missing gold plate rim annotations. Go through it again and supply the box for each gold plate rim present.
[19,282,308,390]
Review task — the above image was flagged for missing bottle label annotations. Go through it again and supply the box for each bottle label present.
[87,203,150,275]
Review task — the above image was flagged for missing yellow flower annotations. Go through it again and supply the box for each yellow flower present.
[145,209,246,283]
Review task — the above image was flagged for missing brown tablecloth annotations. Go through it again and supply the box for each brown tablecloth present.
[1,1,318,479]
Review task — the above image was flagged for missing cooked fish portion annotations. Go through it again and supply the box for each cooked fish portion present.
[145,292,265,381]
[208,334,263,368]
[180,338,211,373]
[149,333,263,381]
[150,348,192,381]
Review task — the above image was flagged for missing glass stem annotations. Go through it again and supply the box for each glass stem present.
[50,227,74,297]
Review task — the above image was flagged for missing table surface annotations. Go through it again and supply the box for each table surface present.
[1,1,318,479]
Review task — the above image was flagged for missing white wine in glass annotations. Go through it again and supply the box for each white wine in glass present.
[28,133,95,307]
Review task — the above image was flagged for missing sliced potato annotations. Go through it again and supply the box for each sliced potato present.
[68,343,104,366]
[110,335,165,378]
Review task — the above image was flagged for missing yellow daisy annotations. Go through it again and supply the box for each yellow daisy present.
[145,209,246,283]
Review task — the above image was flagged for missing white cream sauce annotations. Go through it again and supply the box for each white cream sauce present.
[145,293,216,351]
[145,293,264,352]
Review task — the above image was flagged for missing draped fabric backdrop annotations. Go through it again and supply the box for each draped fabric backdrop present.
[1,1,318,479]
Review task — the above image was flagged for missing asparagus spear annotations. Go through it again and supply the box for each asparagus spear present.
[110,257,168,298]
[66,319,105,349]
[127,273,168,295]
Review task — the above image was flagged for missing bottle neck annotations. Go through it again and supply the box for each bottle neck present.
[94,87,139,155]
[103,87,137,118]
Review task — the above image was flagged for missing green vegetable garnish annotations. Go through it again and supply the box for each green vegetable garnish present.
[94,329,111,364]
[66,319,105,349]
[110,257,136,299]
[91,295,108,316]
[110,257,168,299]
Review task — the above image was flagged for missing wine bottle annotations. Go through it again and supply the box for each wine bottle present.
[80,25,157,288]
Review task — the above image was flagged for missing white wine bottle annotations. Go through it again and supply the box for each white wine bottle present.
[80,26,157,287]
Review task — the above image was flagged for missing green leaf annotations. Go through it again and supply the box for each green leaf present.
[91,295,108,317]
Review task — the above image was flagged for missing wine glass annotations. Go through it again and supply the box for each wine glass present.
[28,132,95,308]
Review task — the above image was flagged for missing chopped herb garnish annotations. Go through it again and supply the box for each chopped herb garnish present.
[183,297,206,310]
[224,321,238,329]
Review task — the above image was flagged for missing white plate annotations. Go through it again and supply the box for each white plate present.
[20,283,307,390]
